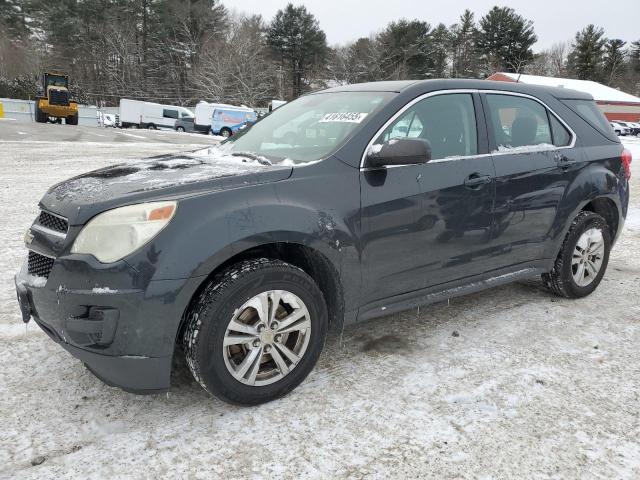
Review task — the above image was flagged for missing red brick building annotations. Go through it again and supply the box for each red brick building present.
[487,72,640,122]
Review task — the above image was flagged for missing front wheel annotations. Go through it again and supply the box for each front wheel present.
[183,258,328,405]
[543,211,611,298]
[35,102,47,123]
[66,113,78,125]
[220,127,232,138]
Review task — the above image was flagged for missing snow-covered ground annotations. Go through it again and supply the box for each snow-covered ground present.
[1,138,639,479]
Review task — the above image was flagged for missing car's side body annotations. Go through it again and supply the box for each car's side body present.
[15,79,629,394]
[174,117,196,132]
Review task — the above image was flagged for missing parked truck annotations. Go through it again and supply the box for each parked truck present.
[268,99,287,112]
[35,73,78,125]
[119,99,193,130]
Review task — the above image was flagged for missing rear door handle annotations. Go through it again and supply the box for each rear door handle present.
[554,153,576,167]
[464,173,492,189]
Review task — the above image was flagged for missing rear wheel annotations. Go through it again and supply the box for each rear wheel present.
[147,124,156,130]
[176,126,185,132]
[543,211,611,298]
[183,258,328,405]
[220,127,232,138]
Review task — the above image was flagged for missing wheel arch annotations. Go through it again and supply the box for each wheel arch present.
[175,240,345,346]
[580,196,620,243]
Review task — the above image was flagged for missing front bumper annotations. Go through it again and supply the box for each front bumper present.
[15,259,204,394]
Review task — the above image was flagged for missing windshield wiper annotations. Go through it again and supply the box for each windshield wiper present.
[231,151,272,166]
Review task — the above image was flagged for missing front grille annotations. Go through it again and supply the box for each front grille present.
[28,251,55,278]
[49,89,69,106]
[37,211,68,234]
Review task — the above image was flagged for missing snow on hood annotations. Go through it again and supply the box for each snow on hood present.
[47,147,282,203]
[42,146,293,225]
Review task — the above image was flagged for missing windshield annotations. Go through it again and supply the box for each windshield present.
[219,92,394,163]
[45,75,67,88]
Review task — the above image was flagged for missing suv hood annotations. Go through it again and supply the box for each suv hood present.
[40,147,292,225]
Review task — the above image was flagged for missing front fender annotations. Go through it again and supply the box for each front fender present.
[123,157,362,303]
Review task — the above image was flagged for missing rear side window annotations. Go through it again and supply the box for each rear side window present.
[163,109,178,119]
[486,94,553,150]
[562,99,618,141]
[376,93,478,160]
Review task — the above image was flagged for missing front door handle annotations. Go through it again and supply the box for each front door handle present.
[464,173,492,189]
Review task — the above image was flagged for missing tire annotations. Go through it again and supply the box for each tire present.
[176,126,185,132]
[147,124,156,130]
[220,127,232,138]
[542,211,611,298]
[66,113,78,125]
[183,258,328,405]
[35,102,47,123]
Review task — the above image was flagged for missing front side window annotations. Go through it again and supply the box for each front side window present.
[221,92,393,163]
[375,93,478,160]
[486,94,553,150]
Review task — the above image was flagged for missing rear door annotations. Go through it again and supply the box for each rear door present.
[482,92,580,266]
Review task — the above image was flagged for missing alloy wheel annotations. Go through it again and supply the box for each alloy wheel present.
[222,290,311,386]
[572,228,605,287]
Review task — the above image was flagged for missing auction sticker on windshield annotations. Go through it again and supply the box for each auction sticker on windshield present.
[319,112,368,123]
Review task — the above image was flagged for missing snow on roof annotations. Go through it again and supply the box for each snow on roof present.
[494,72,640,104]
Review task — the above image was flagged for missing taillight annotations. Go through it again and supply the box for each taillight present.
[622,148,632,180]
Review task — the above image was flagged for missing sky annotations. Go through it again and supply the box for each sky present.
[222,0,639,52]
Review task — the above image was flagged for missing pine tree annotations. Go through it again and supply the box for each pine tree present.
[450,9,479,78]
[429,23,451,78]
[629,41,640,76]
[0,0,29,40]
[377,19,432,80]
[267,3,327,99]
[625,40,640,96]
[567,25,607,81]
[603,39,627,87]
[477,6,537,74]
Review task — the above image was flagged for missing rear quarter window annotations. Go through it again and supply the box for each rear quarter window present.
[549,115,572,147]
[562,99,618,142]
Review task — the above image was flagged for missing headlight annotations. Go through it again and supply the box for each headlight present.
[71,201,177,263]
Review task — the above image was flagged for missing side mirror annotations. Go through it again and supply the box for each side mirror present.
[366,138,432,168]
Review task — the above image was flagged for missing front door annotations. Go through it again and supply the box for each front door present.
[360,92,495,304]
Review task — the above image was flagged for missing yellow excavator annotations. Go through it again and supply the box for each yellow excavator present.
[35,73,79,125]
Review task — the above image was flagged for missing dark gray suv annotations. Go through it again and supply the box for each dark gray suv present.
[15,80,632,405]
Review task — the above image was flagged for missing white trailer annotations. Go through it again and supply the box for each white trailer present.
[268,100,287,112]
[119,99,193,130]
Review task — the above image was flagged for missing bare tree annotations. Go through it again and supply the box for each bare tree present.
[548,42,568,76]
[192,15,275,106]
